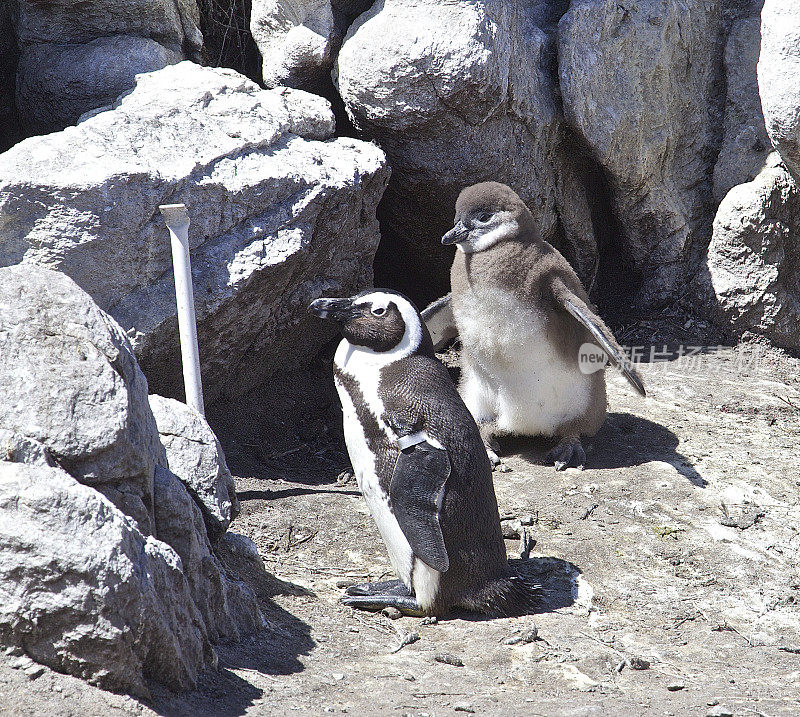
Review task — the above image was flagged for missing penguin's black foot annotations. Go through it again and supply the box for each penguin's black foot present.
[341,582,425,616]
[549,436,586,471]
[345,579,409,597]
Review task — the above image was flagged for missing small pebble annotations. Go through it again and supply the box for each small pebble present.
[627,656,650,670]
[331,673,345,681]
[615,660,626,673]
[666,682,685,691]
[335,579,355,589]
[9,656,33,671]
[501,521,521,539]
[434,653,464,667]
[24,664,45,680]
[454,705,475,713]
[706,708,733,717]
[382,606,403,620]
[420,616,438,626]
[497,463,512,473]
[391,632,420,653]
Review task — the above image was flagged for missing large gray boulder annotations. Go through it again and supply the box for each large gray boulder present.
[334,0,598,301]
[714,16,771,203]
[12,0,202,134]
[758,0,800,183]
[0,462,214,698]
[150,395,239,543]
[708,154,800,349]
[558,0,722,309]
[0,264,164,535]
[0,61,389,402]
[251,0,373,93]
[152,466,263,643]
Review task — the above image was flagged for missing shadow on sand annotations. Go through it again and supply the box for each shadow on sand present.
[503,411,707,487]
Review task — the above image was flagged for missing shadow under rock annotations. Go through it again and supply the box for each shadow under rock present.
[505,412,707,487]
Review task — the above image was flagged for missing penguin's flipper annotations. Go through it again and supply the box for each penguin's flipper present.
[552,280,646,397]
[390,439,450,574]
[345,579,409,597]
[421,294,458,351]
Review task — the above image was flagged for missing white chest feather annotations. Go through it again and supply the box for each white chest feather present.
[454,286,593,436]
[334,340,417,586]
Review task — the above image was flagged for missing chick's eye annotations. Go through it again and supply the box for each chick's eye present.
[371,306,386,316]
[476,212,492,223]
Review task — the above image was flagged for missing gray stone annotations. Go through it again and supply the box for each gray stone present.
[0,265,166,535]
[334,0,598,300]
[0,462,214,698]
[153,466,264,643]
[252,0,339,92]
[708,154,800,349]
[150,395,239,542]
[559,0,722,309]
[713,16,771,203]
[16,35,182,136]
[13,0,203,53]
[12,0,202,134]
[0,62,390,402]
[759,0,800,183]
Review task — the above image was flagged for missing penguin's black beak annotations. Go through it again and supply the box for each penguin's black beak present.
[442,221,470,246]
[308,296,356,322]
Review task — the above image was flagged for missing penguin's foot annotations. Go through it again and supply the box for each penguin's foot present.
[549,436,586,471]
[479,423,502,469]
[342,581,425,616]
[345,579,409,597]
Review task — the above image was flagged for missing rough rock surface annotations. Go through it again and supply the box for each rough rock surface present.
[152,466,264,643]
[151,395,240,542]
[558,0,722,309]
[16,35,182,136]
[0,61,389,402]
[0,264,165,535]
[708,153,800,348]
[12,0,202,134]
[758,0,800,183]
[335,0,598,301]
[713,16,771,203]
[251,0,373,93]
[0,462,214,698]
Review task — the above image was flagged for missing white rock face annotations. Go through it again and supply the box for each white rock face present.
[759,0,800,183]
[0,265,165,535]
[12,0,202,134]
[0,462,214,698]
[558,0,721,308]
[335,0,598,298]
[708,154,800,348]
[0,62,389,401]
[714,16,772,203]
[150,395,239,542]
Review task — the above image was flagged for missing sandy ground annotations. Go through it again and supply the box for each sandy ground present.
[2,342,799,717]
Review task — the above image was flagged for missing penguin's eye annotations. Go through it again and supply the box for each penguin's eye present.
[476,212,492,224]
[371,306,386,317]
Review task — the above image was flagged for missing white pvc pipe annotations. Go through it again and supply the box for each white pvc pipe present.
[159,204,205,416]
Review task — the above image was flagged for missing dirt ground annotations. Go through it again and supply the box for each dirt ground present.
[2,338,799,717]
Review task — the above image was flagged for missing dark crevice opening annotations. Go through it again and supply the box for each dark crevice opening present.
[197,0,263,85]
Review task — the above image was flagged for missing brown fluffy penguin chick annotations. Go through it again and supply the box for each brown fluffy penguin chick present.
[441,181,645,471]
[309,289,538,617]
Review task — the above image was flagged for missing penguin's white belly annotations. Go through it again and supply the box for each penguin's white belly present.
[334,374,415,587]
[455,287,593,436]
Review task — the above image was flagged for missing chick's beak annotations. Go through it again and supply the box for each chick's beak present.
[308,296,356,321]
[442,220,470,246]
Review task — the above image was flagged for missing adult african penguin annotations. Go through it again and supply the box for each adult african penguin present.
[438,181,646,471]
[309,289,538,617]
